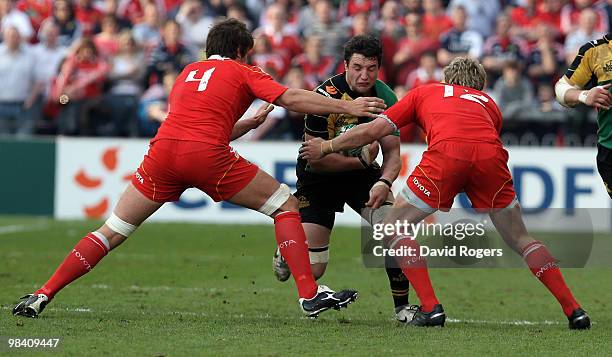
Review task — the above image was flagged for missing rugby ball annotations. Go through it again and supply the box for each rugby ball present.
[336,124,366,157]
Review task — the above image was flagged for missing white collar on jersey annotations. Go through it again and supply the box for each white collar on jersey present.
[208,55,230,60]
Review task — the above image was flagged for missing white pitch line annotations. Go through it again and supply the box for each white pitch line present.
[1,306,574,326]
[447,318,562,326]
[1,306,273,320]
[12,283,276,294]
[0,225,31,235]
[2,306,93,313]
[0,224,47,235]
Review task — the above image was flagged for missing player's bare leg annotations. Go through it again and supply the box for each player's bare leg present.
[362,195,414,323]
[272,222,331,282]
[380,193,445,326]
[489,203,590,329]
[303,223,332,279]
[228,169,358,317]
[273,223,332,280]
[13,183,163,318]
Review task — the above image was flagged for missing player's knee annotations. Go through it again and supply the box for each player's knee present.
[278,194,299,213]
[102,212,139,249]
[261,184,294,216]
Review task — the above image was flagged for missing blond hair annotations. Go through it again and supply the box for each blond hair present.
[443,57,487,91]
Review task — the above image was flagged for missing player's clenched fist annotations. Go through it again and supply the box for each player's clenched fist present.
[346,97,386,118]
[299,137,326,161]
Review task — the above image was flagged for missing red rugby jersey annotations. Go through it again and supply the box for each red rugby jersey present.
[382,83,503,147]
[153,56,288,145]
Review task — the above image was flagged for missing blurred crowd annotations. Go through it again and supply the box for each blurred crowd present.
[0,0,609,145]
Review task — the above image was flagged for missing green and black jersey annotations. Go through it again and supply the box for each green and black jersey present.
[566,33,612,149]
[303,74,399,140]
[295,73,398,212]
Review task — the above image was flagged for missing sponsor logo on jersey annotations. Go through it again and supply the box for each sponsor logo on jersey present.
[412,177,431,197]
[317,88,332,97]
[325,85,338,95]
[334,115,358,132]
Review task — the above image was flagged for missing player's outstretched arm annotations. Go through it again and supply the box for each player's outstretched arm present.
[555,77,612,109]
[378,135,401,182]
[299,116,393,161]
[304,133,378,172]
[230,103,274,140]
[275,88,386,118]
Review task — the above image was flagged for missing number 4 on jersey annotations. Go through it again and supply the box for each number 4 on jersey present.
[186,68,216,92]
[443,84,488,107]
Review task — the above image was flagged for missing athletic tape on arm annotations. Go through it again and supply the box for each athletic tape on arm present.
[377,114,398,132]
[555,76,579,107]
[259,184,291,216]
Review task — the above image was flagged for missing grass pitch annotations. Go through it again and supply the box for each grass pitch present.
[0,217,610,356]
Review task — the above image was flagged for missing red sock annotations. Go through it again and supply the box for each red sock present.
[521,241,580,316]
[274,211,317,299]
[36,232,109,299]
[390,236,439,312]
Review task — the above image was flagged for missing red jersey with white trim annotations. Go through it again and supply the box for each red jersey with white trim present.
[383,83,503,147]
[153,56,288,145]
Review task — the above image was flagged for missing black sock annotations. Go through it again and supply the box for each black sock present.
[385,252,409,309]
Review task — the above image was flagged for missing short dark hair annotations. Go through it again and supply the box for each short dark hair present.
[206,18,254,60]
[343,34,383,67]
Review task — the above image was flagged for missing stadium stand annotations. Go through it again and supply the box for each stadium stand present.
[0,0,608,145]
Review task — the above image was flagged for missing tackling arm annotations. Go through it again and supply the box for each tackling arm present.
[274,88,386,118]
[325,116,394,155]
[298,116,395,161]
[230,103,275,141]
[230,120,257,140]
[304,133,374,172]
[378,134,401,183]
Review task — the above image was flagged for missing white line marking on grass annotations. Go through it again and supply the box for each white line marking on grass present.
[73,308,92,312]
[1,305,567,325]
[3,306,581,326]
[0,225,33,235]
[2,306,274,320]
[0,224,48,235]
[12,283,275,294]
[447,318,561,325]
[2,306,92,313]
